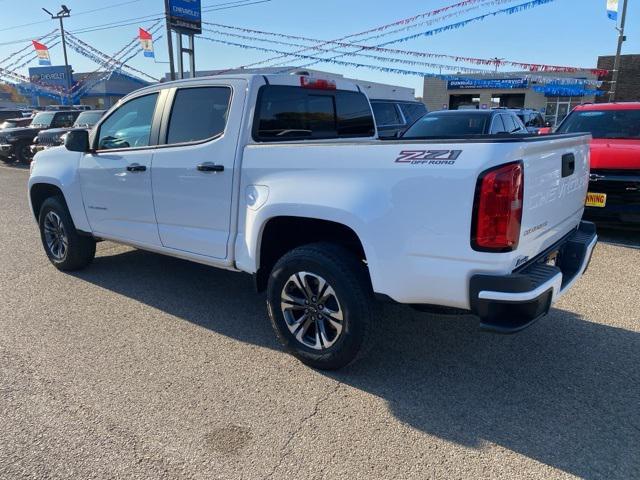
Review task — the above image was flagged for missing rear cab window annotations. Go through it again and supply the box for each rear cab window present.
[166,86,232,145]
[253,84,375,142]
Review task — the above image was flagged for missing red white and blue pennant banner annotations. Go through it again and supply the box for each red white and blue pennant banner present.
[607,0,618,20]
[139,28,155,58]
[32,40,51,66]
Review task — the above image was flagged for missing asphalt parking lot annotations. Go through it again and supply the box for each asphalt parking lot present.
[1,164,639,480]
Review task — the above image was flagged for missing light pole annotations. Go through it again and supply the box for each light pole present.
[609,0,629,102]
[43,5,72,104]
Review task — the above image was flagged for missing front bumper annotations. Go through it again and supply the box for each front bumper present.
[469,221,597,334]
[583,173,640,226]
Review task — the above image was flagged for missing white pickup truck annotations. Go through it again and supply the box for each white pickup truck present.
[28,74,597,369]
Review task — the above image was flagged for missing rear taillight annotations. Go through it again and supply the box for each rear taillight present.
[471,161,524,252]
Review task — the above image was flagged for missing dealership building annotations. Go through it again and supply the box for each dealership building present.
[596,54,640,102]
[422,71,600,126]
[19,65,149,109]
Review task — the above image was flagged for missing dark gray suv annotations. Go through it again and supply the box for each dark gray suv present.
[370,99,427,138]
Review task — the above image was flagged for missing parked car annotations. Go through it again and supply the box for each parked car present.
[545,102,640,227]
[401,109,527,138]
[0,117,32,130]
[44,104,91,111]
[29,74,596,369]
[506,108,547,133]
[0,110,80,164]
[32,110,106,153]
[0,109,27,123]
[370,99,427,138]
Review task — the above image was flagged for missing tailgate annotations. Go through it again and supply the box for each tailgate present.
[518,134,591,259]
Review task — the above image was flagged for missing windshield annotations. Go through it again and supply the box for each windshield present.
[73,111,102,127]
[403,112,489,138]
[556,109,640,139]
[30,112,56,128]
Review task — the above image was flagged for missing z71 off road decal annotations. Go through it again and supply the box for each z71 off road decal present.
[395,150,462,165]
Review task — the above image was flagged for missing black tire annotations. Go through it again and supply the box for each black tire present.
[15,143,33,164]
[266,242,374,370]
[38,195,96,271]
[0,155,13,164]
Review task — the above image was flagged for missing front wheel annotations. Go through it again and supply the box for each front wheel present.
[266,243,373,370]
[38,196,96,271]
[15,143,33,164]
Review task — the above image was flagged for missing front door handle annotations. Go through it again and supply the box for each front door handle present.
[126,163,146,172]
[197,162,224,172]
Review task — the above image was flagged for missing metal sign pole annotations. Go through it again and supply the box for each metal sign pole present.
[188,34,195,78]
[177,33,184,80]
[164,0,176,81]
[609,0,629,102]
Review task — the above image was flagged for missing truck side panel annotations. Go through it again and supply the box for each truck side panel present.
[236,136,590,309]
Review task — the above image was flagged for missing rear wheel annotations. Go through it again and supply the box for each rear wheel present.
[266,243,373,370]
[38,196,96,271]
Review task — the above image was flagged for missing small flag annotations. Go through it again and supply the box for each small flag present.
[139,28,154,58]
[32,40,51,65]
[607,0,619,21]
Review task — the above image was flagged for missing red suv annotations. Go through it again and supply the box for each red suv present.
[542,103,640,227]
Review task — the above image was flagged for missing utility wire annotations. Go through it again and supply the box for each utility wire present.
[70,0,271,35]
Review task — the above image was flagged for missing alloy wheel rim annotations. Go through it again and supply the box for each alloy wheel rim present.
[43,211,68,261]
[280,271,344,350]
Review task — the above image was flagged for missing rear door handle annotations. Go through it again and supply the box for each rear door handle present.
[197,162,224,172]
[126,163,146,172]
[561,153,575,178]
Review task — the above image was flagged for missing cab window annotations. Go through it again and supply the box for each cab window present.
[166,87,231,144]
[53,112,77,128]
[96,93,158,150]
[254,85,374,141]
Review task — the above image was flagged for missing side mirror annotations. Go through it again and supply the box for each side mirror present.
[65,129,90,152]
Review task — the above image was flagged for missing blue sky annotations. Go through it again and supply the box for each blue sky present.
[0,0,638,95]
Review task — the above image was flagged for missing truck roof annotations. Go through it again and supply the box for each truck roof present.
[575,102,640,111]
[141,73,362,95]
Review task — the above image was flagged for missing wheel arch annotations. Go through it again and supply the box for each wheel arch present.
[29,182,67,221]
[254,215,371,292]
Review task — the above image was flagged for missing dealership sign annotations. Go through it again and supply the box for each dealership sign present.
[166,0,201,33]
[28,65,74,89]
[447,78,529,90]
